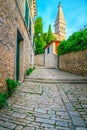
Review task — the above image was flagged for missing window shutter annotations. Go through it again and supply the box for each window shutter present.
[25,0,29,27]
[25,0,32,36]
[29,18,31,35]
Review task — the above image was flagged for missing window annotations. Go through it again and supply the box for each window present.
[25,0,29,27]
[47,47,50,54]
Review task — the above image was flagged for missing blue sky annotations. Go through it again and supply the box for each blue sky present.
[36,0,87,38]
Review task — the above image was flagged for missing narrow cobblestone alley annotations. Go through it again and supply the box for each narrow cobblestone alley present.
[0,68,87,130]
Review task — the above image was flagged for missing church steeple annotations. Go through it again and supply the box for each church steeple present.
[54,2,66,40]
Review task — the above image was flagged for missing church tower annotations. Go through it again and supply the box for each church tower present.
[54,2,66,40]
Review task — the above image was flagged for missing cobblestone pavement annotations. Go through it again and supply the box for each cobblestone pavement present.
[0,68,87,130]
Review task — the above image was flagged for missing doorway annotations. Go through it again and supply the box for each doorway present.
[16,29,24,81]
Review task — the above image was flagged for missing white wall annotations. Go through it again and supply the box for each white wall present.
[45,44,58,68]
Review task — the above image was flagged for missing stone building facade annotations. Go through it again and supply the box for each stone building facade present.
[44,41,60,68]
[0,0,36,92]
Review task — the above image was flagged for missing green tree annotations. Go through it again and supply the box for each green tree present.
[46,24,57,44]
[34,37,46,54]
[58,28,87,55]
[43,33,48,43]
[34,17,43,37]
[34,17,46,54]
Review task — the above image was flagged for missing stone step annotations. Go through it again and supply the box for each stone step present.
[25,76,87,81]
[24,78,87,84]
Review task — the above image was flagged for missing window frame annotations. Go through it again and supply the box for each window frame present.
[47,47,50,54]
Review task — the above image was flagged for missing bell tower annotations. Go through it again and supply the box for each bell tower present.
[54,2,66,40]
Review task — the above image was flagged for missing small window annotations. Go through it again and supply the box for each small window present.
[47,47,50,54]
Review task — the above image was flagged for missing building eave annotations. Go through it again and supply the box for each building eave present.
[33,0,36,16]
[44,40,60,49]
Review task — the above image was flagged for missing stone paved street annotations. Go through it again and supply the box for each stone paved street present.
[0,68,87,130]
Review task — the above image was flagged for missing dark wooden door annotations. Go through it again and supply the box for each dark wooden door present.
[16,38,20,81]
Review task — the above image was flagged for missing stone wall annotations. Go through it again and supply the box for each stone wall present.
[59,49,87,76]
[0,0,34,92]
[34,54,44,66]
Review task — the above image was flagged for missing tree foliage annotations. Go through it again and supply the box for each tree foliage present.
[43,33,48,43]
[34,18,56,55]
[46,24,57,44]
[34,17,46,55]
[34,36,46,54]
[34,17,43,37]
[58,28,87,55]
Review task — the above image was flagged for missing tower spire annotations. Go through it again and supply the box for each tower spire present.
[58,1,61,7]
[58,2,65,20]
[54,2,66,40]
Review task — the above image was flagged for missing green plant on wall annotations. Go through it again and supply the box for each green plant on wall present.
[0,93,8,108]
[26,67,35,75]
[6,79,19,96]
[0,79,19,108]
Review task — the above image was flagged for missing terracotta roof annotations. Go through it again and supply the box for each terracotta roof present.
[44,40,60,49]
